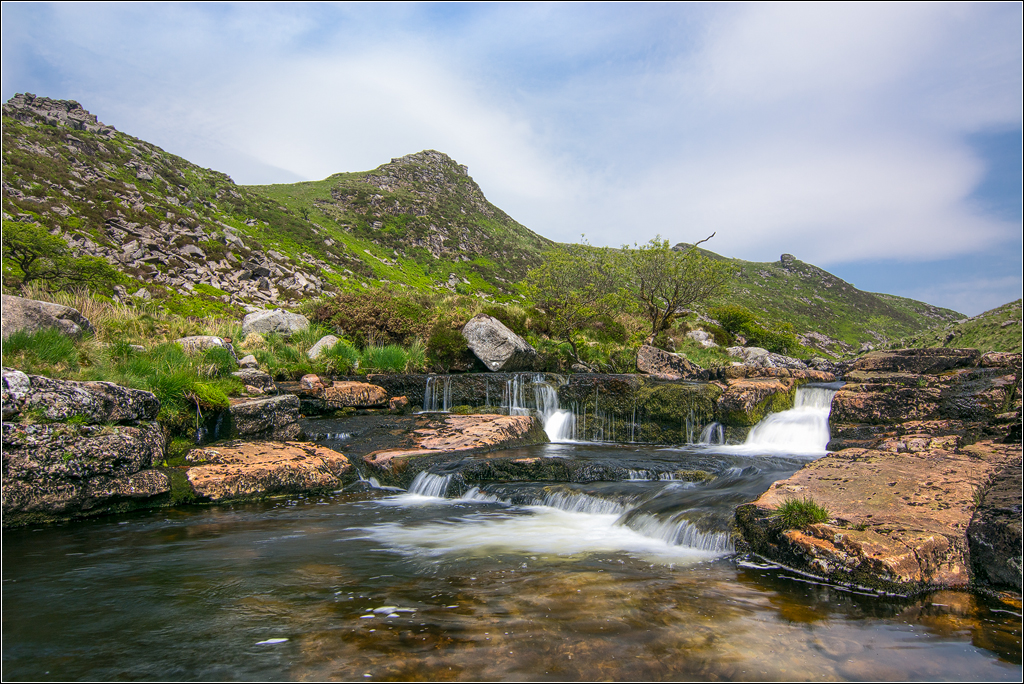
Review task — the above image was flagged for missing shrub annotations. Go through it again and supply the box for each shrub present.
[775,497,830,529]
[426,323,470,371]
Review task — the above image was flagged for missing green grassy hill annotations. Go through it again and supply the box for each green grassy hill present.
[2,93,971,357]
[893,299,1022,354]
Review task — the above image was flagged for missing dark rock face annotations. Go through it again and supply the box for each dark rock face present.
[462,314,537,372]
[1,294,95,339]
[968,459,1023,591]
[2,368,159,423]
[228,395,302,441]
[2,422,168,526]
[636,344,705,380]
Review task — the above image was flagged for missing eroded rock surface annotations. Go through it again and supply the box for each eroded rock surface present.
[736,439,1019,594]
[2,367,159,423]
[184,441,351,502]
[1,294,95,339]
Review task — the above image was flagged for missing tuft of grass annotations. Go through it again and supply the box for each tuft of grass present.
[361,344,408,373]
[774,497,830,529]
[2,327,82,375]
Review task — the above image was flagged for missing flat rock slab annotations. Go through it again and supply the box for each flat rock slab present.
[185,441,352,502]
[363,415,546,470]
[736,439,1020,594]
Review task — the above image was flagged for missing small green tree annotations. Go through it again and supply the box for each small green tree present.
[618,234,730,340]
[2,221,123,292]
[523,241,621,361]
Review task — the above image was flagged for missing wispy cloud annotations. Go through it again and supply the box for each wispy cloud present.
[1,2,1020,314]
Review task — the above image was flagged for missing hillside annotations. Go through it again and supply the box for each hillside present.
[2,93,966,356]
[700,251,964,357]
[894,299,1022,354]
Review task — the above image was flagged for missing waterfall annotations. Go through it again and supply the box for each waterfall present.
[698,422,724,445]
[623,512,733,553]
[500,374,576,442]
[407,472,453,497]
[422,375,452,412]
[736,385,837,454]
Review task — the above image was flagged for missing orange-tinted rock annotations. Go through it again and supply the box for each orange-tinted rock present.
[736,439,1020,594]
[389,395,409,411]
[363,415,546,471]
[185,441,351,502]
[848,348,981,374]
[322,381,388,408]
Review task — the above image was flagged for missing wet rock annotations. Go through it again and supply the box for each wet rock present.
[363,415,547,474]
[389,396,410,411]
[1,294,95,339]
[228,394,301,441]
[968,458,1023,591]
[636,344,706,380]
[461,314,537,372]
[735,439,1020,595]
[2,421,168,526]
[184,441,352,502]
[306,334,340,360]
[2,368,159,423]
[716,377,796,427]
[241,308,310,337]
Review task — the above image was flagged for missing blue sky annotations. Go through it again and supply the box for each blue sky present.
[2,2,1021,316]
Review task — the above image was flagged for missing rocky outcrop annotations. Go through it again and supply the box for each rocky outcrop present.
[636,344,706,380]
[461,314,537,372]
[183,441,352,502]
[847,348,981,375]
[716,377,796,427]
[2,370,167,527]
[3,93,117,135]
[293,378,389,414]
[735,439,1019,595]
[241,309,310,336]
[2,368,159,423]
[1,294,95,339]
[227,395,301,441]
[726,346,808,370]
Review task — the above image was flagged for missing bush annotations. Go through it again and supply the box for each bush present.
[775,497,830,529]
[426,323,471,371]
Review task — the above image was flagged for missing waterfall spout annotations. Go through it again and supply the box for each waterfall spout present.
[735,385,837,455]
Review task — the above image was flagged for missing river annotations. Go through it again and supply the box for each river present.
[2,388,1021,681]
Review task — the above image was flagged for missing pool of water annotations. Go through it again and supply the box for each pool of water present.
[2,442,1021,681]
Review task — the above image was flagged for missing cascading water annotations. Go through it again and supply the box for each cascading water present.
[502,374,576,442]
[422,375,453,412]
[698,422,725,445]
[724,385,837,455]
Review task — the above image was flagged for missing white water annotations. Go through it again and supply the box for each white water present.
[502,374,576,442]
[698,422,725,445]
[422,375,452,412]
[719,386,836,456]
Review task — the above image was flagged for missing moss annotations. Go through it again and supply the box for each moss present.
[165,467,198,504]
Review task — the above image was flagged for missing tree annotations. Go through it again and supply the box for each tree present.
[2,221,123,292]
[523,241,621,361]
[618,233,730,340]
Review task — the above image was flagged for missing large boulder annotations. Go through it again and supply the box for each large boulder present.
[184,441,352,502]
[306,334,340,360]
[461,314,537,372]
[2,368,159,423]
[242,309,310,337]
[636,344,705,379]
[2,421,168,526]
[175,335,237,360]
[1,294,95,339]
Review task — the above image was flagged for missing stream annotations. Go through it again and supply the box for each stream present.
[2,387,1021,681]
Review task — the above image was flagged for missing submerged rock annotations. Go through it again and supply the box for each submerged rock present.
[462,314,537,372]
[1,294,95,339]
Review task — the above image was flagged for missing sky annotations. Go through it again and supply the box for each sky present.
[2,2,1021,316]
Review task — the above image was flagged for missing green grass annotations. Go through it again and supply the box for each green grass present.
[775,497,831,529]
